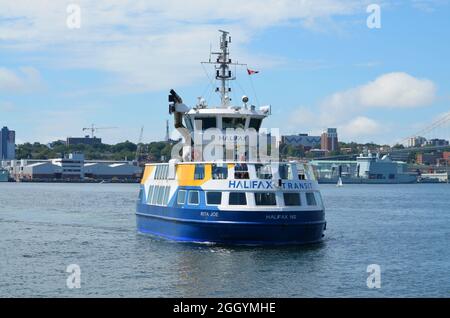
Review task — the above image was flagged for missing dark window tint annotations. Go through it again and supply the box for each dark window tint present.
[229,192,247,205]
[212,164,228,179]
[177,190,186,205]
[188,191,199,205]
[255,192,277,206]
[223,117,246,129]
[284,193,301,206]
[206,192,222,205]
[306,193,317,206]
[249,118,262,131]
[197,117,216,130]
[194,164,205,180]
[234,163,249,179]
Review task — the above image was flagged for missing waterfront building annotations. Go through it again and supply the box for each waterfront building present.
[416,152,443,165]
[282,134,321,150]
[407,136,427,148]
[320,128,338,152]
[66,136,102,146]
[0,126,16,160]
[2,153,142,181]
[425,138,449,147]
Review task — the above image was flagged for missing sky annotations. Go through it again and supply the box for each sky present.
[1,0,450,145]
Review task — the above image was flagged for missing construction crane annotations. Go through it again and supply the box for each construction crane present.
[82,124,118,138]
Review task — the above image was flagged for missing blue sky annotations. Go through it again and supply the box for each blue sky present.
[1,0,449,145]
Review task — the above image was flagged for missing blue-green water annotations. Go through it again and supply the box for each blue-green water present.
[0,183,449,297]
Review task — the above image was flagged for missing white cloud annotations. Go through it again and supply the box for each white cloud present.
[340,116,381,138]
[0,0,366,92]
[0,67,43,93]
[288,72,437,143]
[322,72,436,112]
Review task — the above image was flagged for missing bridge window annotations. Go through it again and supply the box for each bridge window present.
[229,192,247,205]
[284,193,301,206]
[194,164,205,180]
[188,191,199,205]
[305,192,317,206]
[184,117,193,131]
[212,163,228,179]
[206,192,222,205]
[177,190,186,205]
[255,192,277,206]
[249,118,262,131]
[195,117,217,130]
[222,117,246,130]
[234,163,249,179]
[255,164,272,179]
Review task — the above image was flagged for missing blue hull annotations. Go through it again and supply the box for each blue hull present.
[136,203,326,245]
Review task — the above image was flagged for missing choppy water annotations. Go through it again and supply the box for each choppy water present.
[0,182,449,297]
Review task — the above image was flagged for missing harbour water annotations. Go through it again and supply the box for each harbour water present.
[0,183,448,297]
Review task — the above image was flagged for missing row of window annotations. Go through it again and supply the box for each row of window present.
[194,163,305,180]
[154,165,169,180]
[147,185,171,206]
[184,117,263,131]
[176,190,319,207]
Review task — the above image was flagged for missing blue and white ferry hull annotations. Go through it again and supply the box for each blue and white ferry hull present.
[136,204,326,245]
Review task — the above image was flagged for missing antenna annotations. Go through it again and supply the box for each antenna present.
[201,30,246,108]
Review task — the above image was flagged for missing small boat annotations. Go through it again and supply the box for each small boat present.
[336,177,343,187]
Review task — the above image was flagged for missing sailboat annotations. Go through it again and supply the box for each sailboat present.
[336,177,343,187]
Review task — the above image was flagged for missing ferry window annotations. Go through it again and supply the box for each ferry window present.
[229,192,247,205]
[157,186,165,205]
[212,164,228,179]
[255,192,277,206]
[206,192,222,205]
[222,117,246,130]
[152,186,159,205]
[196,117,217,130]
[279,164,293,180]
[147,185,154,203]
[184,117,193,131]
[234,163,249,179]
[188,191,199,205]
[194,164,205,180]
[249,118,262,131]
[306,192,317,206]
[255,164,272,179]
[163,186,170,205]
[177,190,186,205]
[284,193,301,206]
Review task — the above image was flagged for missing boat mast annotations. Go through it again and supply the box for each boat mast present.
[202,30,245,108]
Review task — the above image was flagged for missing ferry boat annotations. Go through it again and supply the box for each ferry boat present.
[136,31,326,245]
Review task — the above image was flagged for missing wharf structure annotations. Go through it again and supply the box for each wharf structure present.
[1,153,142,182]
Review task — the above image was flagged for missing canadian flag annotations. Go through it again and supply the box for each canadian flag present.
[247,68,259,75]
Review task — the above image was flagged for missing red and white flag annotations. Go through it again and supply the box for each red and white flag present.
[247,68,259,75]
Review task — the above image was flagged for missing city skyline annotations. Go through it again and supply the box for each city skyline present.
[1,1,450,145]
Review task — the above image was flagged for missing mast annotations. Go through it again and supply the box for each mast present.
[202,30,245,108]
